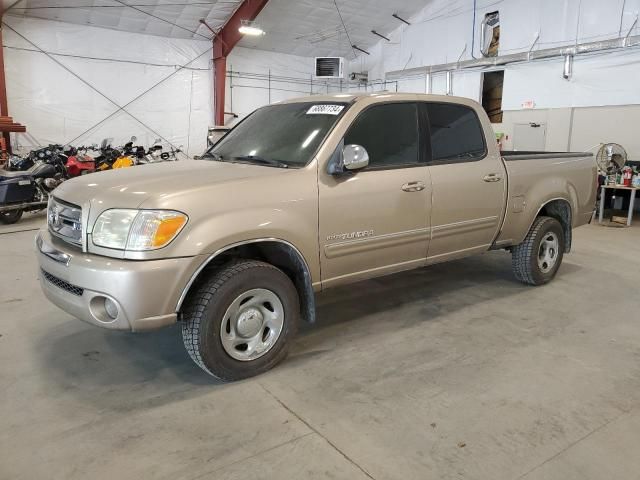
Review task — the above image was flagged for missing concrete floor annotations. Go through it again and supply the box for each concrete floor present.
[1,212,640,480]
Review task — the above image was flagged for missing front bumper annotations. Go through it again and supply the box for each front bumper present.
[36,229,204,332]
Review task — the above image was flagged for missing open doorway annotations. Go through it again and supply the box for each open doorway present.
[481,70,504,123]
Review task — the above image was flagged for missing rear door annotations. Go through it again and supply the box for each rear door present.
[318,101,431,288]
[424,102,506,262]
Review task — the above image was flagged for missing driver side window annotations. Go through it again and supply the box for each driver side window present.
[344,103,419,169]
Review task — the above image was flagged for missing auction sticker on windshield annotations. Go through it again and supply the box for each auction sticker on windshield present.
[306,105,344,115]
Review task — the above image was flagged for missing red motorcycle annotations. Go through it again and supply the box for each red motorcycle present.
[65,146,96,177]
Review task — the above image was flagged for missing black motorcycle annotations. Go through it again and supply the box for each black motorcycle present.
[5,144,67,172]
[5,154,33,171]
[0,148,68,224]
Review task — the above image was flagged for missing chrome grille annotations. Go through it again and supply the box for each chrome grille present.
[48,197,82,246]
[41,269,84,296]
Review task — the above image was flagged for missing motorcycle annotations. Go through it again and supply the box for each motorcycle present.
[65,145,97,177]
[6,154,32,171]
[5,144,66,172]
[94,138,122,171]
[133,138,161,165]
[137,139,182,165]
[0,150,68,224]
[112,137,145,169]
[159,145,182,162]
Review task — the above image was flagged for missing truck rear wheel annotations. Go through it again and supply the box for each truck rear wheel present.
[512,216,565,286]
[181,260,299,381]
[0,209,23,225]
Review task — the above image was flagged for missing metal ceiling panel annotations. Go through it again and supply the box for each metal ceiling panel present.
[5,0,429,58]
[238,0,429,58]
[5,1,244,40]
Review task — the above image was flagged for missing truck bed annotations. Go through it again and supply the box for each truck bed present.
[493,151,597,249]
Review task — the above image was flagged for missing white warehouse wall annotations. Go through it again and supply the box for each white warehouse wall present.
[3,16,321,156]
[350,0,640,85]
[4,16,213,156]
[224,47,329,123]
[6,2,640,158]
[348,0,640,159]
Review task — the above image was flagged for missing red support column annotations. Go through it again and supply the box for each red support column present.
[213,33,227,127]
[213,56,227,126]
[0,13,25,157]
[0,15,12,152]
[212,0,269,126]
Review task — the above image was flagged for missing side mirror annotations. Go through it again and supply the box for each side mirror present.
[343,144,369,171]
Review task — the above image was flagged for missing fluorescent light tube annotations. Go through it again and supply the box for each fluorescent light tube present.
[239,25,265,36]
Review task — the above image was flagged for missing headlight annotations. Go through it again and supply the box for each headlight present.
[92,209,187,251]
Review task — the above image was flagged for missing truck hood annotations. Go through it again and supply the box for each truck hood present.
[54,159,291,210]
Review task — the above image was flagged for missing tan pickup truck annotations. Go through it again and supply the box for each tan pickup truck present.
[36,93,597,380]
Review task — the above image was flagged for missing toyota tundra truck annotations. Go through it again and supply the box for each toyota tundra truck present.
[36,93,597,381]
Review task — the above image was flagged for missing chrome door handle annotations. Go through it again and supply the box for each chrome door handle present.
[483,173,502,182]
[401,181,426,192]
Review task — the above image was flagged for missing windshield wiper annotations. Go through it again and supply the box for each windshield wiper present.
[199,151,225,161]
[232,155,289,168]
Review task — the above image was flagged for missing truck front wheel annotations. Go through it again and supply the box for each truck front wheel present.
[181,260,299,381]
[511,216,565,286]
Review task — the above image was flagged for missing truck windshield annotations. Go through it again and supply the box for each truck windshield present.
[205,102,348,168]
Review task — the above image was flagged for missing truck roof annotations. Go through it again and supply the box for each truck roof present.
[278,92,475,105]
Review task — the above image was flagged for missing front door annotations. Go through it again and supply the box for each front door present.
[424,102,506,262]
[318,102,431,288]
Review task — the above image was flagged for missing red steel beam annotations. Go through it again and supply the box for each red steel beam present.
[213,0,269,125]
[0,12,12,152]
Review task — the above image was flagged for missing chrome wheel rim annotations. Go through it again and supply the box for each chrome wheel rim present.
[538,231,559,274]
[220,288,284,362]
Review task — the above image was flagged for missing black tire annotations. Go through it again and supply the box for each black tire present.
[0,209,23,225]
[181,260,299,381]
[512,216,565,286]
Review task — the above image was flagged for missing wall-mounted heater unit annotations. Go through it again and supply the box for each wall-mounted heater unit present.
[315,57,344,78]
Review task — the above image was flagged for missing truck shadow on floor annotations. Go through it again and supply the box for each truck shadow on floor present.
[290,251,581,364]
[37,251,581,410]
[311,252,581,328]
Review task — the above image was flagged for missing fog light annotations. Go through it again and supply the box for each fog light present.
[104,298,119,319]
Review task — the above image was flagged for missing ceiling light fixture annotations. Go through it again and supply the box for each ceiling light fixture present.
[352,45,370,55]
[371,30,390,41]
[392,13,411,25]
[239,19,265,36]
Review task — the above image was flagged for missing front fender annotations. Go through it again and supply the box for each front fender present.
[177,207,318,277]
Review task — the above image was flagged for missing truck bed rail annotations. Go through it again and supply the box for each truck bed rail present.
[502,151,593,161]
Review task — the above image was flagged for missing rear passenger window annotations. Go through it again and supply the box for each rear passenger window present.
[344,103,419,168]
[426,103,486,163]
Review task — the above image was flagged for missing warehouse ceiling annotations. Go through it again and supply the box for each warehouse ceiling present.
[2,0,243,40]
[3,0,428,58]
[237,0,427,58]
